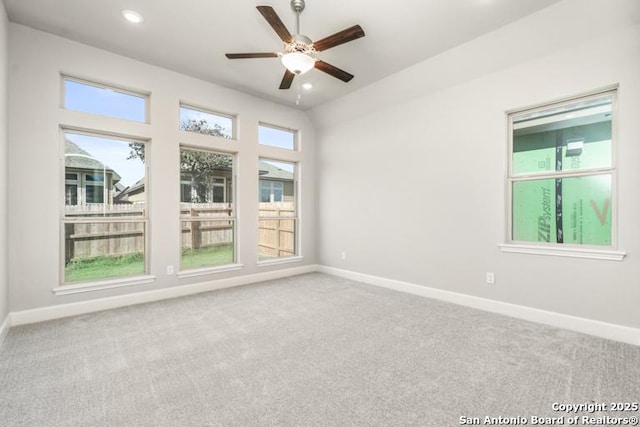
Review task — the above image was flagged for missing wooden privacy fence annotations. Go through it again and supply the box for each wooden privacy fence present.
[64,202,296,262]
[180,203,233,250]
[258,202,296,259]
[64,204,146,263]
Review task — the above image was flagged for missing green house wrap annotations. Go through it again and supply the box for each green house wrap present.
[512,121,612,246]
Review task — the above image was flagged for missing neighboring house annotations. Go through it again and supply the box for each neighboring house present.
[114,161,294,204]
[64,140,121,206]
[258,161,294,203]
[114,178,145,204]
[180,169,233,204]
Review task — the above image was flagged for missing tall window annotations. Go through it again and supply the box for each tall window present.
[258,159,297,261]
[180,147,235,271]
[508,89,616,247]
[62,131,148,283]
[258,123,296,150]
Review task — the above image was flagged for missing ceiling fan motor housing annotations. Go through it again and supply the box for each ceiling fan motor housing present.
[288,34,314,53]
[291,0,305,13]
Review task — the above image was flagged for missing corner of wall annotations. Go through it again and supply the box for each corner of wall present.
[0,0,10,325]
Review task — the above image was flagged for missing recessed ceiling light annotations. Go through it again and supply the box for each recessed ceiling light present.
[122,10,144,24]
[302,83,313,90]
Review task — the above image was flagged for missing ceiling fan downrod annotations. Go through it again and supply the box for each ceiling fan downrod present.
[291,0,305,35]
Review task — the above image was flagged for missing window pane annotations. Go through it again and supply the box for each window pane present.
[64,221,146,282]
[260,187,271,203]
[180,105,233,138]
[512,175,611,245]
[85,173,104,182]
[64,132,146,216]
[258,159,297,261]
[181,183,192,203]
[65,185,78,205]
[259,124,296,150]
[64,78,146,122]
[85,184,104,204]
[180,148,235,270]
[212,185,224,202]
[63,131,148,284]
[512,97,612,175]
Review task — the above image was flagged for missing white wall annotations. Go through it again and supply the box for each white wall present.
[8,24,316,312]
[0,3,8,324]
[312,0,640,328]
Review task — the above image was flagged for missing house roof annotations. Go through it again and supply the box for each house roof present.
[258,161,293,181]
[64,140,121,183]
[121,178,145,196]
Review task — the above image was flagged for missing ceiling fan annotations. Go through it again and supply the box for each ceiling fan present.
[225,0,365,89]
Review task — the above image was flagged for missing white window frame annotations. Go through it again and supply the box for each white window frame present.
[257,158,301,265]
[500,86,625,261]
[58,129,153,292]
[179,102,237,140]
[61,75,150,123]
[178,146,240,277]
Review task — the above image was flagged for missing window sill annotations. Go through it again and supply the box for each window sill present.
[499,243,626,261]
[53,274,156,296]
[177,263,244,279]
[257,255,304,267]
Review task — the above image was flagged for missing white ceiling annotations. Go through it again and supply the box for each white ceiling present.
[4,0,563,110]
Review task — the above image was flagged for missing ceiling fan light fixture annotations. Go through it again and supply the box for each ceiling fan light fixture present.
[281,52,315,75]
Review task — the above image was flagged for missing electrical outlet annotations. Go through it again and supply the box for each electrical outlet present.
[167,265,174,275]
[341,251,347,261]
[486,272,495,284]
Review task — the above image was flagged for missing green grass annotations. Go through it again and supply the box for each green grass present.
[65,252,145,283]
[64,244,233,283]
[181,244,234,270]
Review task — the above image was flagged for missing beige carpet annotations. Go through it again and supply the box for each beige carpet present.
[1,273,639,426]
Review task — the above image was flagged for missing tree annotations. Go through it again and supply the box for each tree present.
[127,118,232,202]
[179,118,230,138]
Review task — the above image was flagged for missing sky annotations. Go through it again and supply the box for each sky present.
[64,78,296,185]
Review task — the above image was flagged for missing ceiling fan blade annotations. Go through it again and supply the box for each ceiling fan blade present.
[313,25,365,52]
[225,53,279,59]
[279,70,295,90]
[257,6,292,43]
[314,60,354,82]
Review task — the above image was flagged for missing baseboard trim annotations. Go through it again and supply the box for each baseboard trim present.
[0,314,10,347]
[9,264,639,346]
[10,264,318,327]
[318,265,640,346]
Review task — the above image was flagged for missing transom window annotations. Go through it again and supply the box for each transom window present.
[179,104,235,139]
[507,89,616,247]
[63,76,148,123]
[258,123,296,151]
